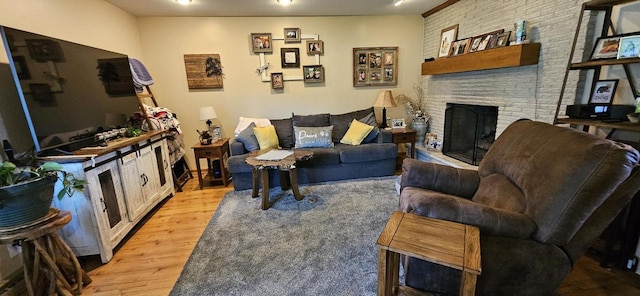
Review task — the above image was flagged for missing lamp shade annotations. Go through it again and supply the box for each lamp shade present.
[199,106,218,121]
[373,90,397,108]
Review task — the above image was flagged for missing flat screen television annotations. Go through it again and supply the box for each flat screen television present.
[0,26,140,156]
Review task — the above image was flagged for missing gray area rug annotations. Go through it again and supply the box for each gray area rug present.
[170,176,399,296]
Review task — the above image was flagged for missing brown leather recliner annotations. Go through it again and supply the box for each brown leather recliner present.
[399,119,640,295]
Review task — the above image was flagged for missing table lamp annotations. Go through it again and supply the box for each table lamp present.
[199,106,220,142]
[373,90,397,128]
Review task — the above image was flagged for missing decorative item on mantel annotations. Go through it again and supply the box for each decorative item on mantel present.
[395,83,430,146]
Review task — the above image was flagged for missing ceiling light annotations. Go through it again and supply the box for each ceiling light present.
[393,0,404,6]
[277,0,292,6]
[175,0,192,5]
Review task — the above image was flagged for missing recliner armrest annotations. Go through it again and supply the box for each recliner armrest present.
[401,158,479,199]
[400,187,537,239]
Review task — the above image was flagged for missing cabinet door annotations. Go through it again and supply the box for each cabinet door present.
[153,139,174,198]
[119,152,147,221]
[138,145,160,202]
[85,160,130,249]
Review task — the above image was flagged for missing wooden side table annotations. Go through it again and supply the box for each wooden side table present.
[376,211,481,296]
[0,209,91,296]
[390,127,417,169]
[192,138,230,189]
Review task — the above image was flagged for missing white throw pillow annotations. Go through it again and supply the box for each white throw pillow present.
[234,117,272,136]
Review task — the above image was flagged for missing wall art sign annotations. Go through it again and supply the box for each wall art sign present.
[183,54,224,89]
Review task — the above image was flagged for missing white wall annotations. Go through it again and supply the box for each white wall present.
[0,0,143,284]
[136,15,423,167]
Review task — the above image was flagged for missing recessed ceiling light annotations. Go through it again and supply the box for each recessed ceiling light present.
[277,0,293,6]
[175,0,192,5]
[393,0,404,6]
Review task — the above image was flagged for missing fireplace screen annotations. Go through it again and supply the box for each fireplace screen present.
[443,103,498,165]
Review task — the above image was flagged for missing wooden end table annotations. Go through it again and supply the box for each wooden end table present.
[245,149,314,210]
[192,138,230,189]
[376,211,481,296]
[0,209,91,296]
[391,128,417,169]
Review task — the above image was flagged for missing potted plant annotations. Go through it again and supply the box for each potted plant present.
[0,161,87,227]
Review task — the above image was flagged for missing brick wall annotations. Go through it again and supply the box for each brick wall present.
[421,0,593,137]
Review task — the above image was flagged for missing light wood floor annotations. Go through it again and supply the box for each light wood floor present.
[77,178,640,296]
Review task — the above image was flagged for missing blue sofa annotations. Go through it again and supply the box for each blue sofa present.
[227,107,398,191]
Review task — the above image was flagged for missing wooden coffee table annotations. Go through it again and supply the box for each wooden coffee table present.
[245,149,314,210]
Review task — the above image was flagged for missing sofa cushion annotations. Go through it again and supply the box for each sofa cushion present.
[253,125,279,150]
[359,112,380,143]
[292,113,330,127]
[340,119,374,146]
[235,122,260,152]
[330,107,375,142]
[294,126,334,148]
[271,117,294,149]
[295,148,340,166]
[334,143,398,163]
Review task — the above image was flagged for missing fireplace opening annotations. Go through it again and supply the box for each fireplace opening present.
[443,103,498,165]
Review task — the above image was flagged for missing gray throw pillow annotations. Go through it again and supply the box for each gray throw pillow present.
[292,113,330,127]
[359,112,379,143]
[235,122,260,151]
[294,126,334,148]
[329,107,375,142]
[271,117,294,148]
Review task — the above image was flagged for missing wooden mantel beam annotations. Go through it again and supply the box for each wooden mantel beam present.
[422,0,459,18]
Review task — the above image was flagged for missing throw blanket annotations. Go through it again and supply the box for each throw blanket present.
[141,104,185,164]
[129,58,154,93]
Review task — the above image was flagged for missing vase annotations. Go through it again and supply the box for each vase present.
[411,121,428,146]
[0,176,56,227]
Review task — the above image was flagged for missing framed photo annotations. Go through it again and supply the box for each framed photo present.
[591,36,621,60]
[494,31,511,48]
[353,47,398,87]
[12,56,31,80]
[271,72,284,89]
[307,40,324,54]
[284,28,301,43]
[251,33,273,53]
[589,80,618,104]
[449,38,471,57]
[25,39,61,61]
[281,48,300,68]
[617,35,640,59]
[469,35,484,53]
[438,24,458,58]
[303,65,324,83]
[391,118,406,129]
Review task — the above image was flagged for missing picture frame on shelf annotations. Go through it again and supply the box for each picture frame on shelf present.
[251,33,273,53]
[449,38,471,57]
[589,79,618,104]
[280,48,300,68]
[469,35,484,53]
[478,29,504,51]
[306,40,324,54]
[391,118,406,129]
[438,24,458,58]
[303,65,324,83]
[617,35,640,59]
[590,35,621,60]
[284,28,301,43]
[353,47,398,87]
[271,72,284,89]
[494,31,511,48]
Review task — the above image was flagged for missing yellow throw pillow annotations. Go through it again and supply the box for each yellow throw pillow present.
[340,119,374,146]
[253,125,279,150]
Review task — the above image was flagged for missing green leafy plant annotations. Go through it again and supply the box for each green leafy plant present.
[0,161,88,200]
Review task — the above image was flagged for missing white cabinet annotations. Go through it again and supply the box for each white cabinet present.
[52,134,175,263]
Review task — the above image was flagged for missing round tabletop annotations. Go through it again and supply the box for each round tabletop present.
[0,209,71,244]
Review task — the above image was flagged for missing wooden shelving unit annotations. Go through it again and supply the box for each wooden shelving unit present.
[421,43,541,75]
[556,117,640,133]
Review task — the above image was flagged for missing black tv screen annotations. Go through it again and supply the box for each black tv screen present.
[0,26,140,155]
